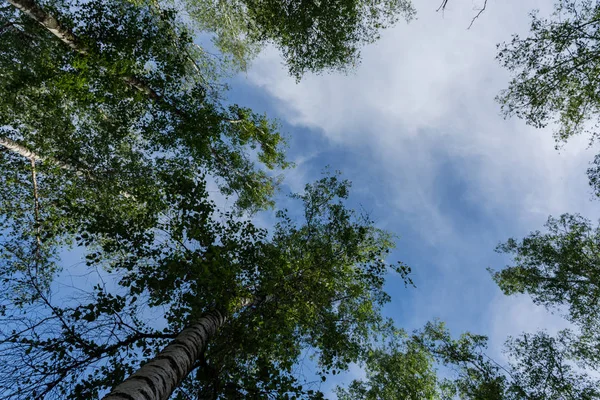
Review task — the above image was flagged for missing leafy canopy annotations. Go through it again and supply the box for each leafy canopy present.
[336,321,600,400]
[182,0,415,79]
[0,174,413,399]
[335,330,439,400]
[0,0,291,296]
[492,214,600,335]
[1,0,289,212]
[497,0,600,145]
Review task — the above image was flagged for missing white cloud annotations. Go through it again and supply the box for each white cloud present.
[240,0,599,382]
[243,0,600,252]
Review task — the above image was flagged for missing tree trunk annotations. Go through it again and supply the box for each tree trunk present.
[0,136,83,175]
[103,295,265,400]
[102,309,227,400]
[5,0,87,53]
[6,0,165,104]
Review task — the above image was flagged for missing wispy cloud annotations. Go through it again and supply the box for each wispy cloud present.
[236,0,600,362]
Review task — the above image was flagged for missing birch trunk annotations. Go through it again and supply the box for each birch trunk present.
[0,136,83,176]
[102,309,227,400]
[103,295,264,400]
[6,0,165,103]
[5,0,87,53]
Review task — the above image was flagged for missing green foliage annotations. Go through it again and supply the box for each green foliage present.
[0,154,63,302]
[491,214,600,399]
[585,153,600,197]
[184,0,262,72]
[497,0,600,145]
[414,321,507,400]
[183,0,415,79]
[335,330,439,400]
[341,321,600,400]
[0,0,290,296]
[0,0,423,394]
[492,214,600,334]
[505,330,600,400]
[0,175,411,399]
[1,0,289,213]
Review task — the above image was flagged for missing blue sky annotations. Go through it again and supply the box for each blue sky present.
[33,0,600,396]
[221,0,600,392]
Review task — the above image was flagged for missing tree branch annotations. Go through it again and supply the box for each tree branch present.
[6,0,168,109]
[0,136,85,176]
[437,0,449,12]
[468,0,488,30]
[29,158,42,270]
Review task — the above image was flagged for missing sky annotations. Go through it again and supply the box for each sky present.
[222,0,600,393]
[21,0,599,396]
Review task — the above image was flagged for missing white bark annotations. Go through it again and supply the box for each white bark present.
[0,136,83,176]
[0,136,139,199]
[5,0,88,54]
[102,309,227,400]
[6,0,165,103]
[0,136,42,161]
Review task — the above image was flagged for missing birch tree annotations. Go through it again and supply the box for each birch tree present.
[0,0,291,298]
[0,175,413,399]
[1,0,288,212]
[181,0,416,79]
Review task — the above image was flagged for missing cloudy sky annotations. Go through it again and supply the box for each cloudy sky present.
[31,0,599,396]
[222,0,600,392]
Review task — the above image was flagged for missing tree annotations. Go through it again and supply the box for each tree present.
[490,214,600,398]
[0,0,292,299]
[497,0,600,146]
[336,321,600,400]
[504,330,600,400]
[492,214,600,336]
[0,1,419,397]
[182,0,416,79]
[414,321,507,400]
[2,0,289,212]
[335,330,440,400]
[0,175,413,399]
[431,323,600,400]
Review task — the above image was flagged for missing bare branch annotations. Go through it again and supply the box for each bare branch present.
[468,0,488,30]
[437,0,449,12]
[29,158,42,271]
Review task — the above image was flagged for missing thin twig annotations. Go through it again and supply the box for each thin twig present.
[437,0,449,12]
[467,0,488,30]
[30,158,42,271]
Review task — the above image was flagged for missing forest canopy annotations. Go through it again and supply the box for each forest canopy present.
[1,0,600,399]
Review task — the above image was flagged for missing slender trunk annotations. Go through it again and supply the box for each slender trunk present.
[6,0,165,105]
[30,158,42,268]
[5,0,86,53]
[102,309,227,400]
[0,136,83,176]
